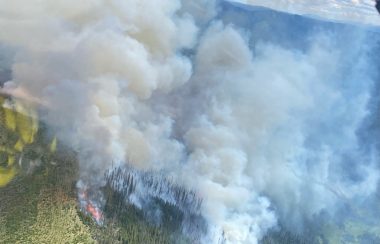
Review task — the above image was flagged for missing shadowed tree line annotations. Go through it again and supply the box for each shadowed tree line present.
[103,166,208,243]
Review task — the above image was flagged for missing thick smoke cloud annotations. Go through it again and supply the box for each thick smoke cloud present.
[0,0,379,243]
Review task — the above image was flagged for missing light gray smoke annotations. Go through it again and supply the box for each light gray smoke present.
[0,0,379,243]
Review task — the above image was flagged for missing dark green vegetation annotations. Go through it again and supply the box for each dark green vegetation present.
[260,221,380,244]
[261,229,321,244]
[0,147,203,243]
[0,118,202,244]
[102,167,207,243]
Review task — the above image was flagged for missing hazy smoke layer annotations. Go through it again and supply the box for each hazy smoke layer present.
[0,0,379,243]
[229,0,380,26]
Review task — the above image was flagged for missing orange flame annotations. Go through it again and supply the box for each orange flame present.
[86,202,103,222]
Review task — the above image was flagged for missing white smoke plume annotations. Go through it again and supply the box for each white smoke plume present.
[0,0,379,243]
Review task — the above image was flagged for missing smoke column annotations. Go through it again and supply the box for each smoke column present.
[0,0,379,243]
